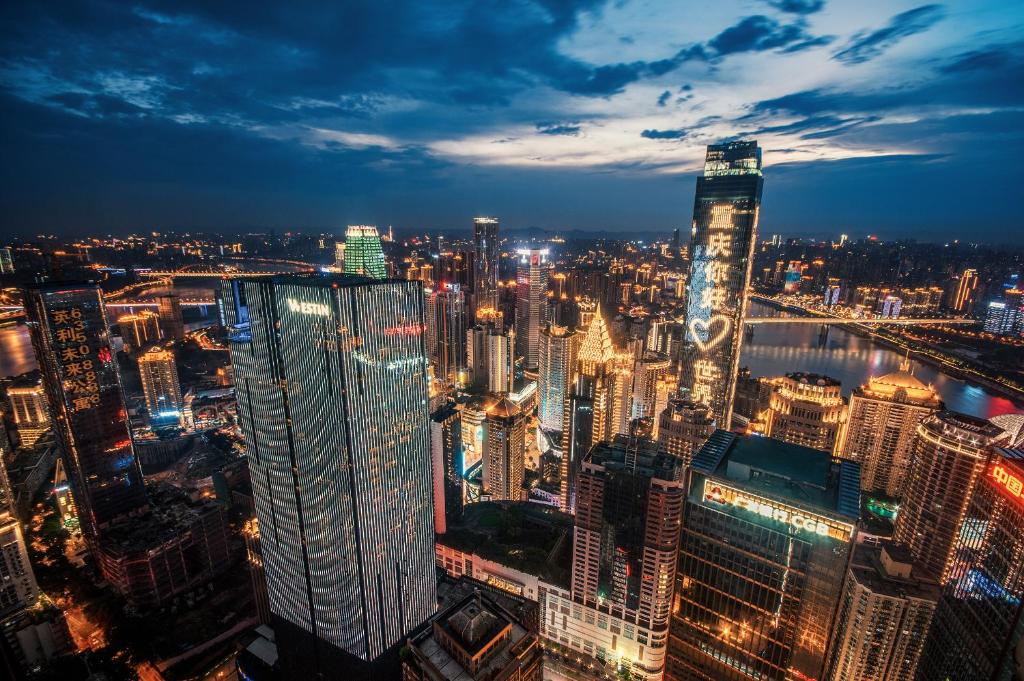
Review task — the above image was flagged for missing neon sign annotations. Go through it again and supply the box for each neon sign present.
[286,298,329,316]
[703,479,854,542]
[991,463,1024,505]
[384,323,424,336]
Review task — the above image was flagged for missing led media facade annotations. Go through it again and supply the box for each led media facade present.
[679,141,763,430]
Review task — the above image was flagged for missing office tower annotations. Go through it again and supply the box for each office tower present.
[222,274,435,673]
[0,513,39,618]
[343,225,387,279]
[672,227,681,253]
[657,397,714,469]
[514,248,549,371]
[678,141,763,430]
[430,403,463,534]
[0,247,13,273]
[6,379,51,447]
[916,448,1024,681]
[611,348,638,436]
[483,396,526,502]
[537,324,580,434]
[117,309,162,350]
[892,410,1001,582]
[473,217,500,310]
[763,372,847,454]
[632,352,672,421]
[24,282,148,543]
[840,367,941,496]
[426,285,468,385]
[156,293,185,340]
[547,435,683,680]
[984,299,1018,335]
[403,590,542,681]
[561,306,616,513]
[334,241,346,270]
[138,345,183,421]
[666,431,860,681]
[825,543,938,681]
[487,328,515,394]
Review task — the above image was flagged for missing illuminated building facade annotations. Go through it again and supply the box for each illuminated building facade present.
[666,431,860,681]
[0,512,38,618]
[916,448,1024,681]
[632,352,673,422]
[138,345,183,421]
[515,248,549,371]
[561,306,616,513]
[486,327,515,394]
[6,380,51,447]
[679,141,763,430]
[473,217,500,311]
[951,267,979,313]
[825,543,938,681]
[157,293,185,340]
[656,397,715,469]
[537,323,579,435]
[839,367,941,496]
[223,274,435,672]
[763,372,847,454]
[343,225,387,279]
[425,285,467,385]
[24,282,148,543]
[892,410,1001,581]
[483,396,526,502]
[117,309,161,350]
[430,402,463,534]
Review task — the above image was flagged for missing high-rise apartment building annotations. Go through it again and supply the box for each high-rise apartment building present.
[430,403,463,534]
[138,345,183,421]
[0,513,38,619]
[24,282,148,542]
[473,217,500,311]
[223,274,435,675]
[631,352,673,422]
[425,285,468,386]
[514,248,549,371]
[6,379,51,447]
[343,225,387,279]
[537,323,579,435]
[763,372,847,454]
[656,397,714,469]
[916,448,1024,681]
[893,410,1001,582]
[840,367,941,496]
[483,396,526,502]
[117,309,162,350]
[156,293,185,340]
[984,299,1018,335]
[826,542,938,681]
[666,431,860,681]
[561,306,616,513]
[678,141,763,430]
[485,328,515,394]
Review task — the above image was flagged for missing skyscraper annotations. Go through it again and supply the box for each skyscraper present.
[343,225,387,279]
[425,284,468,386]
[0,512,39,619]
[678,141,763,430]
[666,431,860,681]
[656,397,714,469]
[763,372,847,454]
[514,248,549,371]
[137,345,183,421]
[561,306,616,513]
[916,448,1024,681]
[537,323,579,434]
[430,402,463,535]
[24,282,148,543]
[223,274,435,675]
[839,366,941,496]
[117,309,162,350]
[156,293,185,340]
[487,327,515,394]
[893,410,1001,582]
[951,267,979,313]
[483,396,526,502]
[6,379,51,447]
[473,217,500,311]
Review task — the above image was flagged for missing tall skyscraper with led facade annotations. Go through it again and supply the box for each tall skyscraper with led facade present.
[24,282,148,543]
[223,274,435,676]
[343,225,387,279]
[537,323,579,434]
[473,217,500,310]
[679,141,763,430]
[6,379,51,447]
[138,345,183,420]
[515,248,549,371]
[666,431,860,681]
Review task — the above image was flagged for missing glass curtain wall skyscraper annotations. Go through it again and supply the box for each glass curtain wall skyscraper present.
[222,274,435,674]
[515,248,549,372]
[343,225,387,279]
[472,217,500,311]
[679,141,763,430]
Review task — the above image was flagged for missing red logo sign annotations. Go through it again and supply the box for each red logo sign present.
[991,464,1024,505]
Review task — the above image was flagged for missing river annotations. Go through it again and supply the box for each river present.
[1,299,1020,420]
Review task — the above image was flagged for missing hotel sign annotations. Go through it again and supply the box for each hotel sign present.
[286,298,330,317]
[703,479,854,542]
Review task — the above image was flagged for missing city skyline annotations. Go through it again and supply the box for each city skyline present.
[2,1,1023,239]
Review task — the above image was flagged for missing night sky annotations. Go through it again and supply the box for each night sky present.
[1,1,1022,240]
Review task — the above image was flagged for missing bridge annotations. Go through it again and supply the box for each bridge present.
[137,270,310,278]
[106,300,215,308]
[745,317,975,325]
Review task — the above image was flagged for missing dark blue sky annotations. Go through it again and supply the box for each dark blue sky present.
[1,1,1022,241]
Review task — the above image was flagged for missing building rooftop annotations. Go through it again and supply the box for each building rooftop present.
[586,435,682,483]
[848,544,941,602]
[692,430,860,519]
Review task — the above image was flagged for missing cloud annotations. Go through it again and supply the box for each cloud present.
[833,4,945,65]
[657,90,672,106]
[641,128,687,139]
[536,122,581,136]
[709,15,831,56]
[764,0,825,14]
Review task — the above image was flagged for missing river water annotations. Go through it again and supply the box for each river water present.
[2,299,1020,419]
